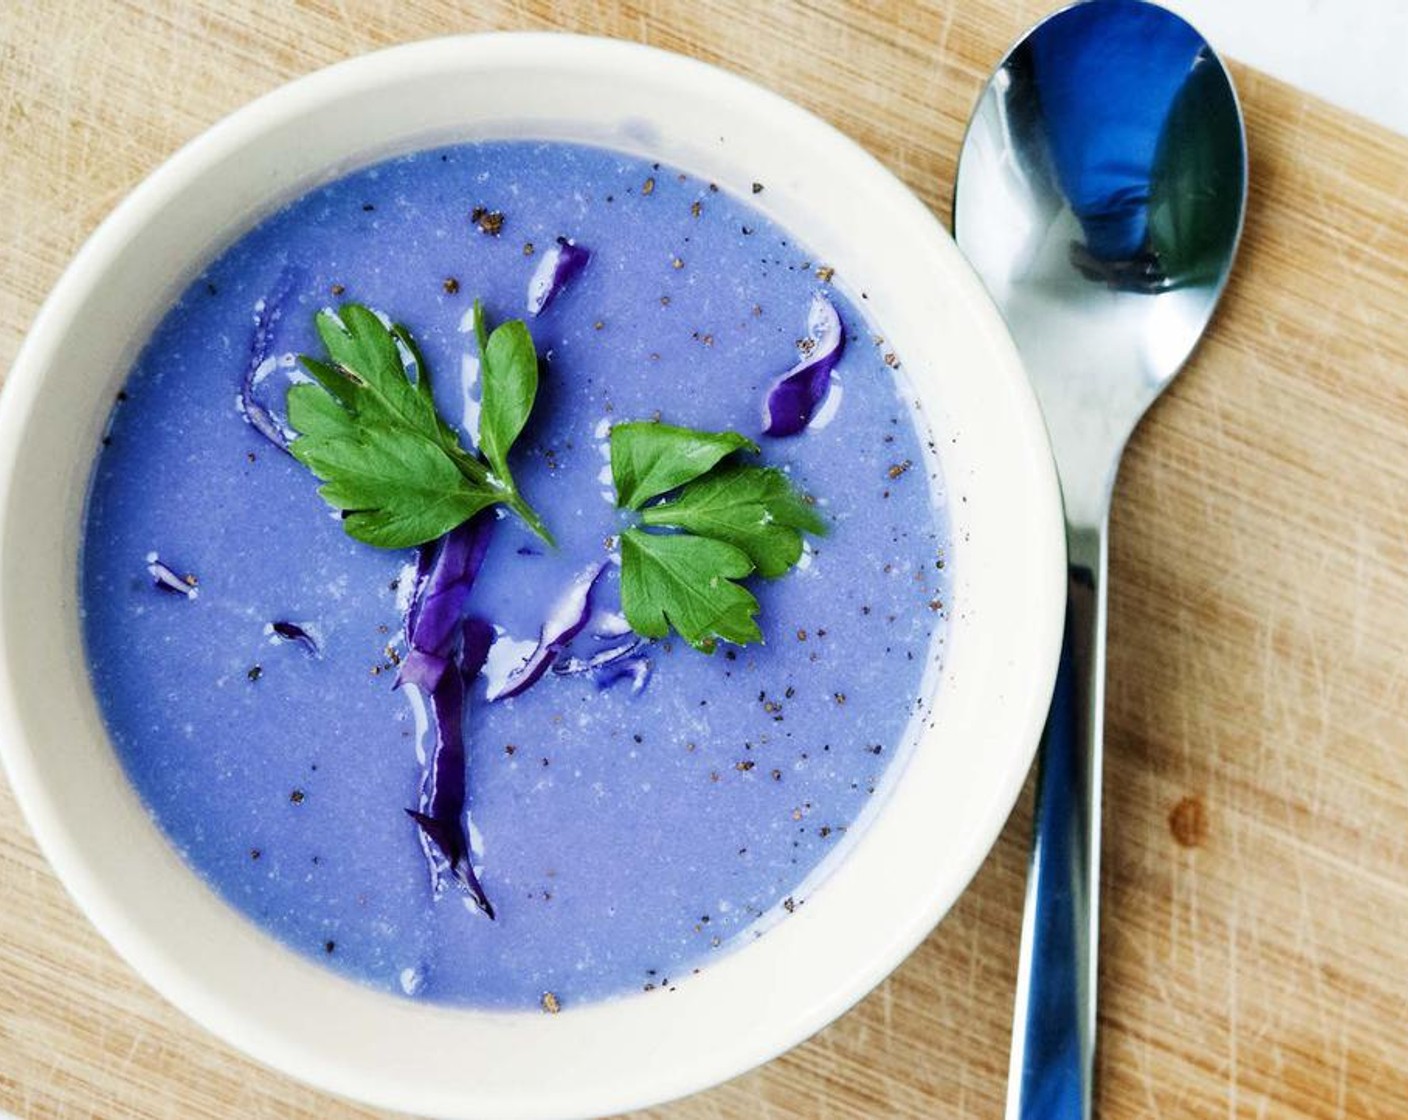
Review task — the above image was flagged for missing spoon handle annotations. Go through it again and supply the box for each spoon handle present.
[1006,523,1107,1120]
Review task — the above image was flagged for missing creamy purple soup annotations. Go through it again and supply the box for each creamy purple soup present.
[80,140,950,1009]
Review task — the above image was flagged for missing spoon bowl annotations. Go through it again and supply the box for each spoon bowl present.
[957,0,1245,523]
[953,3,1246,1116]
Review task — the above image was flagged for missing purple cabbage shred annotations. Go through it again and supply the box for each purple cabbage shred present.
[594,654,651,694]
[146,553,197,599]
[237,267,299,453]
[269,620,319,656]
[526,237,591,316]
[487,564,607,701]
[397,513,497,915]
[761,292,845,437]
[397,514,494,693]
[407,618,495,917]
[553,638,652,695]
[457,616,495,689]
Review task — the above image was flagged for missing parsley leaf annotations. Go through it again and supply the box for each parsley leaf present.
[284,394,500,547]
[619,528,762,651]
[300,306,485,481]
[641,464,826,578]
[287,302,551,550]
[610,421,758,510]
[473,302,552,543]
[609,420,825,650]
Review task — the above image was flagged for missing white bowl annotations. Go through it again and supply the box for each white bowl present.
[0,33,1063,1120]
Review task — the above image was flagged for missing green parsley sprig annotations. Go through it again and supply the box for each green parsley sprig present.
[611,421,826,652]
[287,301,552,549]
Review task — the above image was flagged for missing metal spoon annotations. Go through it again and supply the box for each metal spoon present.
[952,3,1246,1116]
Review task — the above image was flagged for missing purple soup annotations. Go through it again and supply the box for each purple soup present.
[80,140,950,1009]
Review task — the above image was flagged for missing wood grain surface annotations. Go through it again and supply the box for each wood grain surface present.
[4,2,1408,1117]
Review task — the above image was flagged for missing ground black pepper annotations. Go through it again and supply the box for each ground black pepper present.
[471,206,505,235]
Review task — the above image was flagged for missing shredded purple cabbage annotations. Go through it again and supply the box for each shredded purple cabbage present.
[407,617,494,916]
[594,654,651,694]
[561,638,643,673]
[239,388,293,453]
[526,237,591,316]
[761,292,845,437]
[487,564,607,701]
[395,514,498,914]
[397,649,449,694]
[397,513,494,692]
[457,616,495,689]
[237,268,299,453]
[269,620,319,656]
[553,637,652,695]
[146,553,197,599]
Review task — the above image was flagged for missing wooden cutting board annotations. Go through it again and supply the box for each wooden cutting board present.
[4,2,1407,1117]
